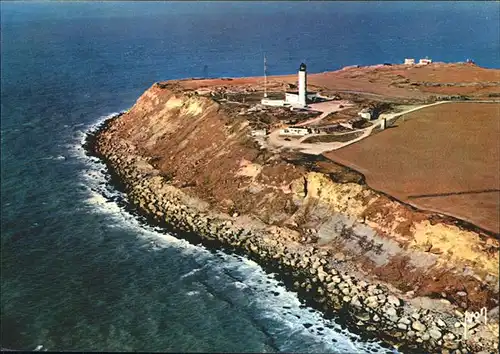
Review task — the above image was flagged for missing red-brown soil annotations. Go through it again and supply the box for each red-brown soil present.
[175,62,500,102]
[97,78,499,318]
[307,63,500,99]
[402,63,500,83]
[325,102,500,234]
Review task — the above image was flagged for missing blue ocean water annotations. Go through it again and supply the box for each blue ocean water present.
[1,1,498,351]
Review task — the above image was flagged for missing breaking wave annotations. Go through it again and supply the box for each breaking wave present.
[65,113,392,354]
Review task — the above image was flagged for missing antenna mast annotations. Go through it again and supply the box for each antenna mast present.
[264,55,268,98]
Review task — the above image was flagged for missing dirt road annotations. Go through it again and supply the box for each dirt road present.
[294,100,352,127]
[267,101,452,155]
[326,101,500,234]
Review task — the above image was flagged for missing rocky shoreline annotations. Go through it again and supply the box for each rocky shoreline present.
[85,114,498,354]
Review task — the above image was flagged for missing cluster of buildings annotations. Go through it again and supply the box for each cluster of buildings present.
[404,57,433,65]
[262,58,436,112]
[258,61,387,139]
[261,62,319,109]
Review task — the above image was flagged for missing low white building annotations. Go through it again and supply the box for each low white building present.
[261,62,320,108]
[358,108,372,120]
[279,127,310,136]
[285,91,318,106]
[418,58,432,65]
[260,98,285,107]
[404,58,415,65]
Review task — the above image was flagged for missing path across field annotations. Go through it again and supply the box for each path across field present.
[325,102,500,234]
[267,101,451,155]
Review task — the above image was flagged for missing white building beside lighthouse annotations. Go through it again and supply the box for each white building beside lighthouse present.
[261,61,317,108]
[284,63,317,108]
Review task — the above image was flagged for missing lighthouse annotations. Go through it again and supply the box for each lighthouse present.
[277,62,318,108]
[298,63,307,107]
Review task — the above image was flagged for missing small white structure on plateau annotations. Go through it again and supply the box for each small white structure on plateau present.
[404,58,415,65]
[279,127,310,136]
[260,98,285,107]
[418,58,432,65]
[380,118,387,130]
[358,108,372,120]
[285,91,318,106]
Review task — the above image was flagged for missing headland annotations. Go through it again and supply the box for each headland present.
[86,61,500,353]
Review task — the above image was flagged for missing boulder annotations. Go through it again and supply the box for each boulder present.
[429,328,442,340]
[397,323,407,330]
[387,295,401,307]
[385,306,397,318]
[399,316,411,325]
[317,270,327,283]
[436,318,447,328]
[412,321,426,332]
[350,295,362,307]
[334,252,346,262]
[355,312,370,321]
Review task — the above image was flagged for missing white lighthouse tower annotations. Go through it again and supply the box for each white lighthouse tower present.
[266,61,317,108]
[298,62,307,107]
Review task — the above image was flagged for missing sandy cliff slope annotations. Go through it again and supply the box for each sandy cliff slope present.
[102,82,498,310]
[92,74,499,352]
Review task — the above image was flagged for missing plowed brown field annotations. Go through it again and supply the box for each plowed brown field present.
[325,102,500,234]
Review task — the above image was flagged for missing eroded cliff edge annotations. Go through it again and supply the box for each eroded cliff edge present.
[89,82,499,353]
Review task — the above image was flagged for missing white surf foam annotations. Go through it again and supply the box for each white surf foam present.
[66,114,392,354]
[180,267,204,279]
[186,290,200,297]
[193,250,392,353]
[41,155,66,161]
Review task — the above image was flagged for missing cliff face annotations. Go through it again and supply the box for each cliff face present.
[101,83,499,313]
[113,83,305,224]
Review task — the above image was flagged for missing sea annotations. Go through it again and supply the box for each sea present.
[1,1,498,352]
